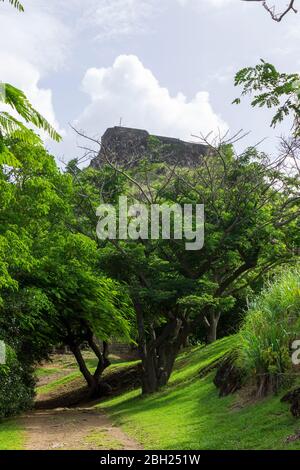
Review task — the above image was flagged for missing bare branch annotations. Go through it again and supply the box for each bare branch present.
[242,0,297,22]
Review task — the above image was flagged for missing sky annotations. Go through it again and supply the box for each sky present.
[1,0,300,165]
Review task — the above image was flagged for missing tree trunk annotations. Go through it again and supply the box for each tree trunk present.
[135,302,190,394]
[87,333,111,396]
[70,345,95,390]
[70,334,111,398]
[207,312,220,344]
[135,301,158,394]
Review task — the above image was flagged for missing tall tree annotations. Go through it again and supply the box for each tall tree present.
[68,136,299,394]
[0,142,134,396]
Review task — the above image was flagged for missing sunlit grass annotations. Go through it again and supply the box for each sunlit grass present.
[98,336,300,450]
[37,357,140,396]
[0,421,24,450]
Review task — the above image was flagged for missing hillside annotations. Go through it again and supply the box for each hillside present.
[1,336,300,450]
[98,337,300,450]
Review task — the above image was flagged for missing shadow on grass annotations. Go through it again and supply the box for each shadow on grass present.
[99,336,299,450]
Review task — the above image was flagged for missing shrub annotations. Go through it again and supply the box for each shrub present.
[0,345,35,418]
[238,267,300,396]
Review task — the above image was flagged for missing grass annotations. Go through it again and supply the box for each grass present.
[37,371,82,395]
[36,356,140,396]
[4,338,299,450]
[35,367,61,378]
[238,267,300,382]
[85,429,124,450]
[97,336,300,450]
[0,421,25,450]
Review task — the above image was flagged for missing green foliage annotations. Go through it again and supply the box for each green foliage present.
[2,84,61,142]
[238,267,300,393]
[32,232,134,346]
[79,142,298,356]
[234,60,300,135]
[0,345,34,418]
[0,84,61,166]
[0,142,134,371]
[0,88,61,165]
[178,294,235,317]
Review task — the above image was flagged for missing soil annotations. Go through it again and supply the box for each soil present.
[16,355,143,450]
[18,408,142,451]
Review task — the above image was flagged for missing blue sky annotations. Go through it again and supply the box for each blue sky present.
[1,0,299,164]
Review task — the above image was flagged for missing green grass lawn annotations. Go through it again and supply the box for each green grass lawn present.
[98,336,300,450]
[0,421,25,450]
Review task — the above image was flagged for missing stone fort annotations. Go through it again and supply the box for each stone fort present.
[90,126,209,168]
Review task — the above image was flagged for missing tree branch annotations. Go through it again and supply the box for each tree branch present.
[242,0,297,22]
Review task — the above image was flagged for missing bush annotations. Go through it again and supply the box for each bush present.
[0,345,35,418]
[238,267,300,396]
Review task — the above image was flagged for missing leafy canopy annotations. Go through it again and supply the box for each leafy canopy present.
[234,60,300,136]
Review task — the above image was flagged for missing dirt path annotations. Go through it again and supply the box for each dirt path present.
[17,408,142,451]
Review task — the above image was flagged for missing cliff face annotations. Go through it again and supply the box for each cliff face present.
[90,127,209,168]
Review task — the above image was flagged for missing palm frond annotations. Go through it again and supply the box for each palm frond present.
[1,84,61,142]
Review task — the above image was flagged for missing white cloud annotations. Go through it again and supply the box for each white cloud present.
[177,0,234,6]
[78,0,159,39]
[38,0,160,41]
[75,55,228,143]
[0,1,69,136]
[0,53,59,136]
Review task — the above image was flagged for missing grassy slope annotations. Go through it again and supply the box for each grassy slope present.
[1,338,299,450]
[37,371,81,395]
[37,359,139,396]
[98,336,300,450]
[0,421,24,450]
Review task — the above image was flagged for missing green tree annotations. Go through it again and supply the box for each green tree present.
[68,139,299,394]
[0,143,134,396]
